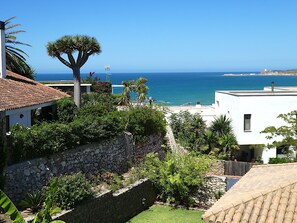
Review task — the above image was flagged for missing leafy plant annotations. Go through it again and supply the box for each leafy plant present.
[139,152,212,206]
[56,97,77,123]
[20,190,45,213]
[0,185,65,223]
[262,110,297,149]
[170,111,206,151]
[0,189,25,223]
[126,107,166,143]
[10,123,78,162]
[268,157,289,164]
[33,179,66,223]
[50,173,94,210]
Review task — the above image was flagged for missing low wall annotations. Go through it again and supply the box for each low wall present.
[194,176,226,209]
[56,179,157,223]
[4,132,134,203]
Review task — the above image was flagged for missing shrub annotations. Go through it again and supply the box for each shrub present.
[82,92,116,108]
[56,97,77,123]
[268,157,289,164]
[49,173,94,210]
[126,107,166,143]
[10,123,78,162]
[140,152,212,206]
[170,111,206,151]
[71,111,126,144]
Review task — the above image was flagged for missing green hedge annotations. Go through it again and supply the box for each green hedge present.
[9,97,167,163]
[10,123,78,162]
[125,107,166,143]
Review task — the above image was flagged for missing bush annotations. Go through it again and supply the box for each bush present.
[126,107,166,143]
[268,157,289,164]
[10,123,78,162]
[71,111,126,144]
[49,173,94,210]
[170,111,206,151]
[140,152,212,206]
[56,97,77,123]
[82,92,116,108]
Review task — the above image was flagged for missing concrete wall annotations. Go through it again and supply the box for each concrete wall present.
[4,132,134,203]
[55,179,157,223]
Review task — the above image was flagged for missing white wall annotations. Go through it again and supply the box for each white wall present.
[7,110,31,127]
[215,92,297,145]
[215,91,297,163]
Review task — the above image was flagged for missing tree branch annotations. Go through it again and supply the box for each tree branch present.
[56,54,71,68]
[67,53,76,66]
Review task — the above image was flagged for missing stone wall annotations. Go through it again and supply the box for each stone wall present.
[55,179,157,223]
[194,176,226,209]
[207,160,225,176]
[134,134,165,160]
[4,132,134,203]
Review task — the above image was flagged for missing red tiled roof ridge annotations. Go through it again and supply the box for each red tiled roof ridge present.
[0,70,69,111]
[203,180,297,219]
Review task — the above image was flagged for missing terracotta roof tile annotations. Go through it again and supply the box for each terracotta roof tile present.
[0,70,69,111]
[203,163,297,223]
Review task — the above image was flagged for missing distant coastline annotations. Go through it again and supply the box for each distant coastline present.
[224,69,297,76]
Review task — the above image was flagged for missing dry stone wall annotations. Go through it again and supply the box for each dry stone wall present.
[4,132,134,203]
[194,176,226,209]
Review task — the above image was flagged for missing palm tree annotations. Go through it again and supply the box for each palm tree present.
[210,114,232,136]
[134,77,148,104]
[120,80,134,106]
[47,35,101,107]
[5,16,34,79]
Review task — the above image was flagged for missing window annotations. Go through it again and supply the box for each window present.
[244,114,251,131]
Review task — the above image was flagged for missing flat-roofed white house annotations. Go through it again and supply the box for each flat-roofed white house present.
[215,88,297,163]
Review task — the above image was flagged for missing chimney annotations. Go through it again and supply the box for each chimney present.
[0,21,6,78]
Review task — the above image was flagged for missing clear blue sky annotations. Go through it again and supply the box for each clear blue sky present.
[2,0,297,73]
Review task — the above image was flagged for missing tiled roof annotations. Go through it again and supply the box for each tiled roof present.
[203,163,297,223]
[0,70,69,111]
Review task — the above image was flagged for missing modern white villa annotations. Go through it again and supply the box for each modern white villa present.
[215,88,297,163]
[167,86,297,164]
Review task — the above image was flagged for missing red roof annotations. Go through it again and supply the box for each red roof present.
[0,70,69,111]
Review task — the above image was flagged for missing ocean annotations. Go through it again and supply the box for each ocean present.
[36,72,297,106]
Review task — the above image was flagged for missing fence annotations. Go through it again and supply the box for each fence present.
[224,161,254,176]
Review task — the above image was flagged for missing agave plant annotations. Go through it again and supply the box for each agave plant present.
[0,185,65,223]
[20,190,45,214]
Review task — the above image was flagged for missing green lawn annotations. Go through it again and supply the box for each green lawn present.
[127,205,205,223]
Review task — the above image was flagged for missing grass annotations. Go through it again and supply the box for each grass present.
[127,205,204,223]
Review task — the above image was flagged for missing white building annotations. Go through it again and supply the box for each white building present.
[215,88,297,163]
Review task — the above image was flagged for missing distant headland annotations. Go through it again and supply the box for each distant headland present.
[224,69,297,76]
[260,69,297,76]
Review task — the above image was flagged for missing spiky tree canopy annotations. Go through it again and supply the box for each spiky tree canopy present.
[5,16,34,79]
[46,35,101,107]
[47,35,101,69]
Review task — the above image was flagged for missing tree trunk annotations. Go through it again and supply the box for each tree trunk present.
[72,67,81,108]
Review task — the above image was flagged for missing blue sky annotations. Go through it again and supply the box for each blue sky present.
[2,0,297,73]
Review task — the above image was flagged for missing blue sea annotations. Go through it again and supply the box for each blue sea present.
[36,72,297,106]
